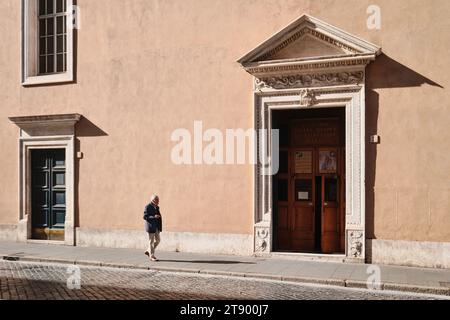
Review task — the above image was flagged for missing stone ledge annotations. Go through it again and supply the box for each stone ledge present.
[75,227,253,256]
[367,239,450,269]
[0,225,18,242]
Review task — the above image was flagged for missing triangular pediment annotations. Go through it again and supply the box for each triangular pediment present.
[238,14,381,75]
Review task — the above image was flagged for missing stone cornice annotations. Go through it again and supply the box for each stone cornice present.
[9,113,81,126]
[245,55,373,78]
[9,113,81,136]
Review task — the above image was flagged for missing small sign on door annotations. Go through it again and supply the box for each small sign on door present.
[295,151,312,174]
[298,191,309,200]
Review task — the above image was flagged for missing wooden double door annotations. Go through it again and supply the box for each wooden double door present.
[275,118,345,253]
[31,149,66,241]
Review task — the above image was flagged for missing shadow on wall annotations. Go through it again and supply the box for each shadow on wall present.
[365,54,444,252]
[75,116,108,137]
[366,54,443,89]
[74,117,108,237]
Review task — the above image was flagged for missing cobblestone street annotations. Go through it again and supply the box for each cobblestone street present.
[0,260,447,300]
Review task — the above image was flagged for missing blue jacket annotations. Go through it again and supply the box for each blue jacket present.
[143,203,162,233]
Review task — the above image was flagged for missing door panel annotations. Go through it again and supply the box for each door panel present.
[322,176,339,253]
[277,205,291,250]
[294,206,314,230]
[31,149,66,241]
[322,208,339,252]
[291,205,315,252]
[277,206,289,228]
[323,209,338,232]
[290,150,315,252]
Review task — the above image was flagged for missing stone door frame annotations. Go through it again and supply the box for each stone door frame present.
[9,114,80,246]
[237,14,381,262]
[253,84,366,262]
[18,137,76,245]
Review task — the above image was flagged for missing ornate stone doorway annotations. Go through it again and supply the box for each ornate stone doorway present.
[238,14,381,262]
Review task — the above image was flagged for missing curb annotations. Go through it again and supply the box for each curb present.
[345,279,373,289]
[1,254,449,297]
[382,283,450,296]
[151,266,201,274]
[283,276,346,287]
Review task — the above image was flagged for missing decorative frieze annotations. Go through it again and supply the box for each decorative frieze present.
[255,71,364,90]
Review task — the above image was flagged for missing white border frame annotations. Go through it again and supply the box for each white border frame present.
[21,0,74,86]
[253,83,366,262]
[18,135,75,245]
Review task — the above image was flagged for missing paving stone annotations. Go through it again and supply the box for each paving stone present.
[0,260,447,300]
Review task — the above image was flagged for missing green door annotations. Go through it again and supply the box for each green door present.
[31,149,66,241]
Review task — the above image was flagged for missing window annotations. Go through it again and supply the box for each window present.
[295,179,312,202]
[324,177,338,202]
[22,0,74,85]
[38,0,68,74]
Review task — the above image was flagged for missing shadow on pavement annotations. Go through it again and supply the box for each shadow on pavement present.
[0,277,233,300]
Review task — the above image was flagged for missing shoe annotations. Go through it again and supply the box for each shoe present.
[144,251,150,257]
[150,256,159,262]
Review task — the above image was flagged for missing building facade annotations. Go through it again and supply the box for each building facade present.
[0,0,449,269]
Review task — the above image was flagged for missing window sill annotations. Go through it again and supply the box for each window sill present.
[22,72,73,86]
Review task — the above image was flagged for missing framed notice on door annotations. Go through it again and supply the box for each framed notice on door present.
[295,151,312,174]
[319,150,337,173]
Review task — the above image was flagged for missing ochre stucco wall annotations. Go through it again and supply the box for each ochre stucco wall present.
[0,0,449,241]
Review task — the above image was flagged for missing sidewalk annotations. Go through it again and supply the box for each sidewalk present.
[0,240,449,297]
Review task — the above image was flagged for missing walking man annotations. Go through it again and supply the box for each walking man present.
[143,194,162,261]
